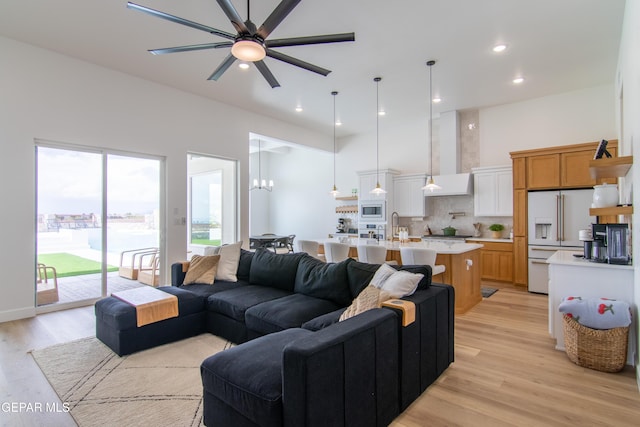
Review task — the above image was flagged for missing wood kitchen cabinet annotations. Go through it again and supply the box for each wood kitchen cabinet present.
[510,140,619,289]
[467,240,513,282]
[527,154,560,189]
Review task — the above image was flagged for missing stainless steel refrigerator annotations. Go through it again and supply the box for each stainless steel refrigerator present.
[527,189,594,294]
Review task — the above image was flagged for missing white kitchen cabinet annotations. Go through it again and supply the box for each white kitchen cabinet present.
[472,166,513,216]
[358,169,398,201]
[393,174,427,217]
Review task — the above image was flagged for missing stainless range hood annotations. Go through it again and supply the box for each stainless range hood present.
[425,111,473,197]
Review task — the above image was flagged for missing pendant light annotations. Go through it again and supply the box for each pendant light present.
[370,77,387,195]
[329,91,340,198]
[250,139,273,192]
[422,60,442,192]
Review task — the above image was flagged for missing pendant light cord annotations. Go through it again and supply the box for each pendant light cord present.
[333,91,337,188]
[375,77,381,185]
[427,60,435,177]
[258,139,262,184]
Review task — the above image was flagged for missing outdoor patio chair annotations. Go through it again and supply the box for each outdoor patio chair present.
[137,251,160,286]
[36,263,59,305]
[118,247,158,280]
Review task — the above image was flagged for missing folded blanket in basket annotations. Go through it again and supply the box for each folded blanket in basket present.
[559,296,631,330]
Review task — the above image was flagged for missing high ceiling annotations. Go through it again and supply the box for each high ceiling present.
[0,0,626,139]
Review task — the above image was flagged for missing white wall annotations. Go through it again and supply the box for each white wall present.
[253,145,336,240]
[0,36,329,321]
[615,0,640,379]
[479,85,617,164]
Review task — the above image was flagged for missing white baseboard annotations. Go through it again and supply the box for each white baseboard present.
[0,306,36,323]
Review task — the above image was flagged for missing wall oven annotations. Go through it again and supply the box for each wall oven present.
[359,201,385,221]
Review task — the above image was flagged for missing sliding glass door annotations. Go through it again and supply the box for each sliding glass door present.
[36,143,162,309]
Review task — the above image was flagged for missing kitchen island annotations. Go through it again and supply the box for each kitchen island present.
[547,250,635,365]
[318,238,483,314]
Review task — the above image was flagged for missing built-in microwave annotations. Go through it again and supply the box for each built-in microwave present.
[359,201,385,221]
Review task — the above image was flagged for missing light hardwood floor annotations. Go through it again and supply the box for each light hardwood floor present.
[1,282,639,426]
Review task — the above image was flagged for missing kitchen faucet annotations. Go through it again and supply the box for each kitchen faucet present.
[391,211,399,238]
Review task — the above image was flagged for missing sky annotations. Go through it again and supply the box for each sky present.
[37,146,160,216]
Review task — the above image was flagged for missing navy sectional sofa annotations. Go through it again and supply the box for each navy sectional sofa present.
[95,248,455,426]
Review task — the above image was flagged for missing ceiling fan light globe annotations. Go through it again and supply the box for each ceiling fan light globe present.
[231,39,266,62]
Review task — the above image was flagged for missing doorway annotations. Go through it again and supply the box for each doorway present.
[36,143,162,310]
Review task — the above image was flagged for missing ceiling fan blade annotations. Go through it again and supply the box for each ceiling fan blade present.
[266,33,355,48]
[254,61,281,88]
[208,53,237,81]
[149,42,233,55]
[215,0,250,34]
[256,0,301,39]
[127,2,236,40]
[266,50,331,76]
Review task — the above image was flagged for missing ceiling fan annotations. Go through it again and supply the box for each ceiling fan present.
[127,0,355,88]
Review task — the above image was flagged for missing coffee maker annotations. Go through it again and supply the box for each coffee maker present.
[591,223,631,264]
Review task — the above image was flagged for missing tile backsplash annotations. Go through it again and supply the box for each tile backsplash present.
[397,195,513,238]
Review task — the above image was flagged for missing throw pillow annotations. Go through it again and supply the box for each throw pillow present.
[215,241,243,282]
[380,270,423,297]
[203,245,222,256]
[183,255,220,285]
[558,296,631,329]
[370,263,397,288]
[339,284,391,322]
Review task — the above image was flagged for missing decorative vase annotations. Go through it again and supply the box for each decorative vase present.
[592,184,618,208]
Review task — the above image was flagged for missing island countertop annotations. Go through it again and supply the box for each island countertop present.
[316,238,483,255]
[317,238,483,314]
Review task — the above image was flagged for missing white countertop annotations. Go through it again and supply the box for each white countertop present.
[547,250,633,270]
[318,238,483,254]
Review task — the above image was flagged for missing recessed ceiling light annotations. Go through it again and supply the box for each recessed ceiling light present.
[493,44,507,53]
[378,110,386,116]
[512,77,524,84]
[238,62,250,70]
[335,120,342,126]
[295,106,303,112]
[432,97,442,103]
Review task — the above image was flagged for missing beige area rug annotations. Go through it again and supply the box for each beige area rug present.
[30,334,233,427]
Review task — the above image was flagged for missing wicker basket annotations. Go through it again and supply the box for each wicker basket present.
[562,314,629,373]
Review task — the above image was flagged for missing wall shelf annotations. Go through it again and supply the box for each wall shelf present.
[589,206,633,216]
[589,156,633,179]
[335,205,358,214]
[335,195,358,201]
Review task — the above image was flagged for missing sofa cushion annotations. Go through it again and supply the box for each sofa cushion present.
[179,280,249,299]
[201,328,312,427]
[95,286,205,330]
[245,293,342,336]
[294,256,353,306]
[346,261,380,298]
[249,249,305,291]
[236,249,254,282]
[206,285,292,322]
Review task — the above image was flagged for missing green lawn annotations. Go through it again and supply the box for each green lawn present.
[191,239,222,246]
[38,253,118,278]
